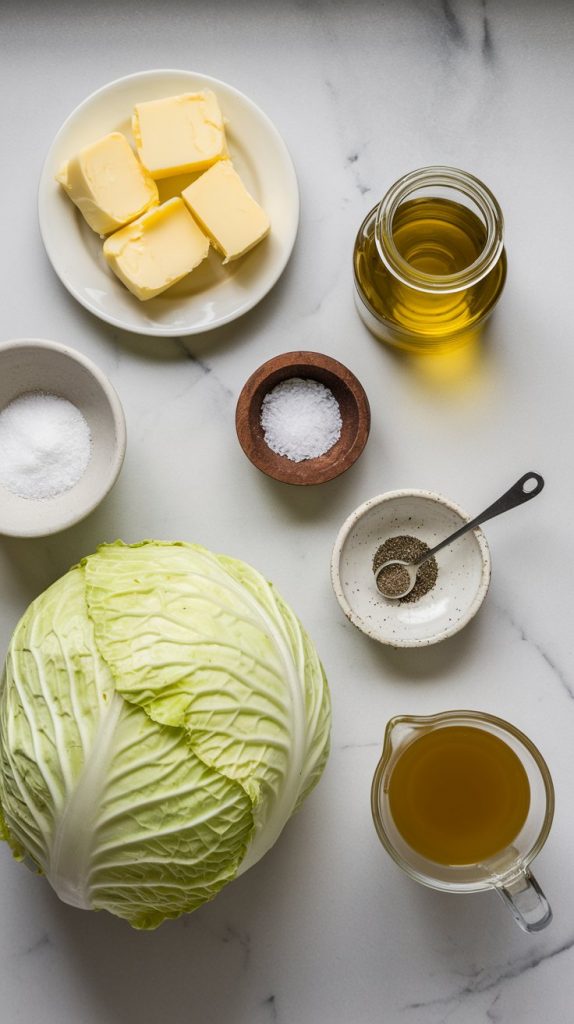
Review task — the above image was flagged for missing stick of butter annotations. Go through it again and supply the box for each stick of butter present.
[132,91,227,179]
[182,161,270,262]
[55,132,158,235]
[103,197,210,301]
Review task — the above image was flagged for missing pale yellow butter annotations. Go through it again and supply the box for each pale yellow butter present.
[56,132,158,235]
[182,160,270,262]
[103,197,210,301]
[132,91,227,179]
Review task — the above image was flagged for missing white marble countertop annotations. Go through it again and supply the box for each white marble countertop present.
[1,2,574,1022]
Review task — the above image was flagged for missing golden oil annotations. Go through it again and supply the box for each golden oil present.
[353,168,507,351]
[387,725,530,866]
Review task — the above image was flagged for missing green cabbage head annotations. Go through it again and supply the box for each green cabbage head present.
[0,541,330,929]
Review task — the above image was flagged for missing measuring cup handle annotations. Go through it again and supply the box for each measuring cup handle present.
[496,868,552,932]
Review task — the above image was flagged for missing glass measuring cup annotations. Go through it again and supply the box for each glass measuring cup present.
[371,711,554,932]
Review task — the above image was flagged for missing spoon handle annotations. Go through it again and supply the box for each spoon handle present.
[415,472,545,568]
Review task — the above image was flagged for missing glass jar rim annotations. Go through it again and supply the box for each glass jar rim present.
[375,166,505,294]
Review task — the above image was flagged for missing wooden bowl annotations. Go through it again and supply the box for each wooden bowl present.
[235,351,370,485]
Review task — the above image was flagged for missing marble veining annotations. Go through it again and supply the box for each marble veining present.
[441,0,467,48]
[402,933,574,1017]
[494,602,574,701]
[222,924,252,972]
[344,145,372,196]
[437,0,497,63]
[19,932,51,958]
[263,994,279,1022]
[481,1,495,63]
[1,2,574,1023]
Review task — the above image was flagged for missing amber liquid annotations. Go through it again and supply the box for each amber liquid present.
[387,726,530,866]
[354,197,506,345]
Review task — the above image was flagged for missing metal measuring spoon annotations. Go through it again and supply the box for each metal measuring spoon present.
[374,472,545,600]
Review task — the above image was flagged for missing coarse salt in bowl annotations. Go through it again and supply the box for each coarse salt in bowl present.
[260,377,343,462]
[235,351,371,485]
[0,339,126,538]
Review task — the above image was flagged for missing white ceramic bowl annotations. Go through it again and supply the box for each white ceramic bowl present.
[331,490,491,648]
[0,339,126,537]
[38,69,299,336]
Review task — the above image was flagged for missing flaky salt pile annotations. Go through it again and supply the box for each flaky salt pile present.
[260,377,342,462]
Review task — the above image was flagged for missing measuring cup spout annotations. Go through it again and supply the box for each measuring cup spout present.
[381,715,427,761]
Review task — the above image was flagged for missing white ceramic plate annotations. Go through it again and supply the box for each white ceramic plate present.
[331,490,491,648]
[38,69,299,336]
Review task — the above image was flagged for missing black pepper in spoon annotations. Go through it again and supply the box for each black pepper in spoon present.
[373,535,438,604]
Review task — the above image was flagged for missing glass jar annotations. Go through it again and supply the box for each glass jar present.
[353,166,507,352]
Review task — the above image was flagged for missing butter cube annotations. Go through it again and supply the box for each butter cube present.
[182,161,270,262]
[132,91,226,179]
[56,132,158,235]
[103,198,209,301]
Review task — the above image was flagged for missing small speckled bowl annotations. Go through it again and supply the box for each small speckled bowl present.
[0,338,126,538]
[331,490,491,648]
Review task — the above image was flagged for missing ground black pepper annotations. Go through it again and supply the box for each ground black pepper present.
[373,535,438,603]
[375,561,412,598]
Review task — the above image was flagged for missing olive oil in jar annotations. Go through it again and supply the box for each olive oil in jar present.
[353,168,507,351]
